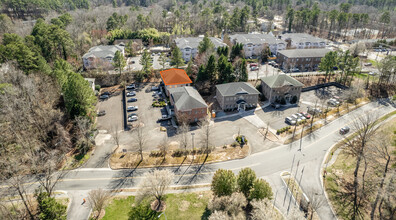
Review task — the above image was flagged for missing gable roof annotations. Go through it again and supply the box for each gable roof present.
[175,37,227,49]
[82,45,124,59]
[160,69,192,86]
[169,86,208,111]
[280,33,326,44]
[229,33,286,45]
[277,48,330,58]
[261,74,304,88]
[216,82,260,96]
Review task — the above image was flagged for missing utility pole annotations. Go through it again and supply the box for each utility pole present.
[191,132,195,161]
[287,160,300,214]
[298,126,304,152]
[284,154,296,206]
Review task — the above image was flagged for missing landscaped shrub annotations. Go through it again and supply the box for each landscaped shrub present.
[276,126,291,135]
[149,150,164,157]
[235,135,248,145]
[95,85,101,91]
[152,101,167,107]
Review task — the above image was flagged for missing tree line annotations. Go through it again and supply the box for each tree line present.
[0,13,96,219]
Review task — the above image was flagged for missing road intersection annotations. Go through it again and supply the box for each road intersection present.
[1,102,394,220]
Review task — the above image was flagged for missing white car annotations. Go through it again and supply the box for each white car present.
[127,92,136,97]
[127,106,138,111]
[296,113,306,120]
[285,117,296,125]
[128,115,138,122]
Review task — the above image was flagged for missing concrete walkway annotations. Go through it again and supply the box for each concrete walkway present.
[67,191,91,220]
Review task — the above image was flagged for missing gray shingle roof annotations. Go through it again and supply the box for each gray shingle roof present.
[216,82,260,96]
[169,86,208,111]
[261,74,304,88]
[280,33,326,44]
[175,37,226,49]
[82,45,124,59]
[229,33,286,45]
[278,48,331,58]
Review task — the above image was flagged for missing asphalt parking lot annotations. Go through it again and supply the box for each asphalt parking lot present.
[96,93,123,132]
[255,86,346,130]
[126,54,170,71]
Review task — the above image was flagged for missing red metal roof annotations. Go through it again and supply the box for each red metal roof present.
[160,68,192,86]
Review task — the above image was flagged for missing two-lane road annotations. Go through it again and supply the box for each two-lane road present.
[1,102,394,220]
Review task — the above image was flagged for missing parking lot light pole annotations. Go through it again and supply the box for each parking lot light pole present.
[272,186,286,217]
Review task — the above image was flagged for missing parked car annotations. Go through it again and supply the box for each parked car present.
[127,98,137,102]
[291,67,300,72]
[151,86,159,91]
[126,84,135,90]
[300,112,311,119]
[151,53,155,56]
[307,107,322,115]
[99,94,109,99]
[97,110,106,116]
[155,91,163,96]
[101,91,111,96]
[285,117,296,125]
[328,98,340,106]
[339,126,350,135]
[249,63,258,67]
[127,92,136,97]
[250,66,259,71]
[296,113,306,120]
[128,115,138,122]
[128,113,137,117]
[364,62,372,66]
[127,106,138,111]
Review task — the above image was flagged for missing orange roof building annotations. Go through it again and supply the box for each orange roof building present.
[160,68,192,86]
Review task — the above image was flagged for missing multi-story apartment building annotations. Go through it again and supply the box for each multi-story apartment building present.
[82,45,125,70]
[276,48,331,72]
[174,37,227,62]
[228,33,286,57]
[280,33,326,49]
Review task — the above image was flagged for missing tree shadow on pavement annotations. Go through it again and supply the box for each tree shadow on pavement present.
[106,160,142,190]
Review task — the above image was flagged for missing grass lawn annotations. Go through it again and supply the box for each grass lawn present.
[102,196,135,220]
[102,192,212,220]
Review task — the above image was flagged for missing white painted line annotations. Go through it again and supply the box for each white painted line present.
[72,168,112,172]
[230,163,261,171]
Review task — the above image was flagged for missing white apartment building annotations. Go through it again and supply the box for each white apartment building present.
[174,37,227,62]
[82,45,125,70]
[280,33,326,49]
[228,33,286,57]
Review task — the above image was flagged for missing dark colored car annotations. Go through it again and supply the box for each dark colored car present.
[339,126,350,135]
[99,94,109,99]
[101,92,110,96]
[128,98,137,102]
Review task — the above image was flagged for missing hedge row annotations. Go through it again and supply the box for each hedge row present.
[277,126,291,134]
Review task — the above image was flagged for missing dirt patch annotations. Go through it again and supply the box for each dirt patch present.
[110,145,249,169]
[258,128,278,142]
[178,200,190,212]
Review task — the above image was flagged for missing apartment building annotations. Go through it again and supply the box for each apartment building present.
[229,33,286,57]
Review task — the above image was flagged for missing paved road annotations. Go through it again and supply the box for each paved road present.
[2,102,394,220]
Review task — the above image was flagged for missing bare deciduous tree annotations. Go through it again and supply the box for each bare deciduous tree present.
[250,198,275,220]
[75,116,92,154]
[133,123,146,162]
[199,116,212,154]
[178,121,189,151]
[137,169,174,211]
[306,189,326,220]
[112,125,120,150]
[88,188,111,220]
[343,113,379,219]
[209,210,230,220]
[208,192,247,217]
[369,133,394,219]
